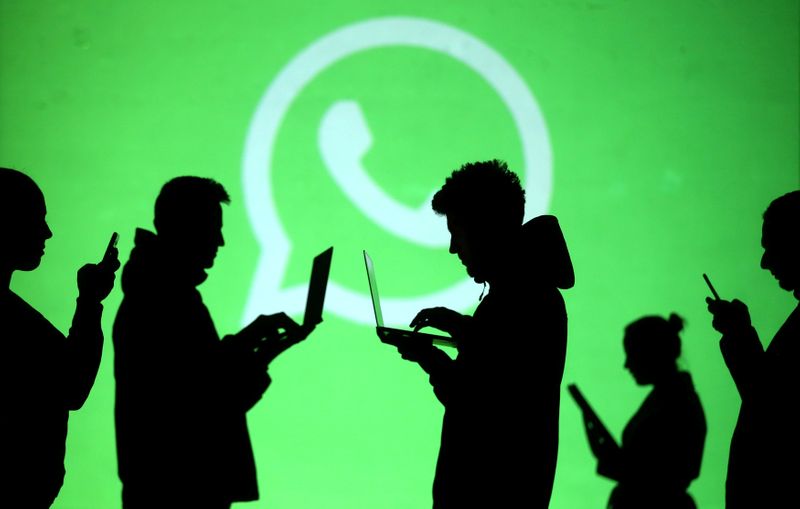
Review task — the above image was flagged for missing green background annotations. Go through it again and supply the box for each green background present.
[1,1,798,508]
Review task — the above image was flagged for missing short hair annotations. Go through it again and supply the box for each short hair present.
[0,167,41,220]
[431,159,525,231]
[624,313,684,362]
[154,176,230,232]
[763,190,799,239]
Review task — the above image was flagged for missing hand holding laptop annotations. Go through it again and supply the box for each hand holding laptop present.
[235,246,333,365]
[568,383,620,461]
[410,306,471,339]
[363,251,457,349]
[235,312,305,349]
[255,320,316,367]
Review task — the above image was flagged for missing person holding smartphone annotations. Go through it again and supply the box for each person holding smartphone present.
[705,190,799,509]
[0,168,120,508]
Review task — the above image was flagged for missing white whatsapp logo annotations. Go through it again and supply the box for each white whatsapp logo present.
[241,17,551,325]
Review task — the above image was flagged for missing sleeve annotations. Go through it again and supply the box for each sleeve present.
[217,336,270,412]
[424,349,458,405]
[63,297,105,410]
[719,325,764,402]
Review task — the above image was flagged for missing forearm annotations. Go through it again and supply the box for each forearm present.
[421,349,457,405]
[64,297,104,409]
[720,325,763,400]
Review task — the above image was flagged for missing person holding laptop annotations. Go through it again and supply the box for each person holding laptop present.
[113,176,312,508]
[391,160,574,508]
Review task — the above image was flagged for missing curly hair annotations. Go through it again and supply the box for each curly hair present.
[431,159,525,231]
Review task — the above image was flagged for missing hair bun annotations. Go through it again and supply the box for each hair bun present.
[667,313,685,334]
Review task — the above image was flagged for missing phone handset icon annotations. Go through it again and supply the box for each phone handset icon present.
[318,100,448,248]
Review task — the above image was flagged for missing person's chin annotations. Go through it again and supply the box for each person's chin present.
[778,279,798,294]
[772,272,795,292]
[18,253,44,271]
[465,266,485,284]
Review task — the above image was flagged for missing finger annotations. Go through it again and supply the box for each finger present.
[102,246,119,263]
[271,312,301,330]
[103,254,121,273]
[409,309,432,329]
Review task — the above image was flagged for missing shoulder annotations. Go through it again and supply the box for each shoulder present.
[0,293,65,355]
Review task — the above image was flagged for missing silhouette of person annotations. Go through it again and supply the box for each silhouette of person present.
[113,176,311,509]
[391,160,574,508]
[577,314,706,509]
[706,190,799,509]
[0,168,119,508]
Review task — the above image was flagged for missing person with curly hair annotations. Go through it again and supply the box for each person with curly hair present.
[393,159,574,508]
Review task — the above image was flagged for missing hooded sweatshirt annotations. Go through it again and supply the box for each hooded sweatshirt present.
[113,228,264,504]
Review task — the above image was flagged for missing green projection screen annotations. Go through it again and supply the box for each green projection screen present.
[1,1,797,508]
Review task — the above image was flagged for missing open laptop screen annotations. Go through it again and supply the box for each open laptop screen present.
[303,246,333,327]
[363,251,384,327]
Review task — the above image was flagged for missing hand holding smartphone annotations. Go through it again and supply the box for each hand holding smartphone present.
[102,232,120,265]
[76,232,120,302]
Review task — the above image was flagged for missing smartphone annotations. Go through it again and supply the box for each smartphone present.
[102,232,119,263]
[702,273,721,300]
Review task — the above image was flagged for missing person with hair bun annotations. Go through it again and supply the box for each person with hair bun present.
[577,314,706,509]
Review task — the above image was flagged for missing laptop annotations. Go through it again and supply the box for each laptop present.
[567,383,618,448]
[363,250,456,348]
[245,246,333,365]
[303,246,334,327]
[240,246,332,347]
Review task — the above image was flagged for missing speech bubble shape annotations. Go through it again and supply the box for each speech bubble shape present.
[242,16,551,325]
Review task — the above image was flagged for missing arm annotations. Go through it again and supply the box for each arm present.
[218,336,272,412]
[234,312,313,368]
[215,313,310,411]
[64,251,119,410]
[396,341,457,404]
[707,298,764,400]
[570,386,623,479]
[396,307,471,405]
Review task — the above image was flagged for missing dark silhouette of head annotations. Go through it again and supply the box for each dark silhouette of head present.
[623,314,684,386]
[154,176,229,271]
[0,168,53,274]
[432,159,525,284]
[761,190,799,297]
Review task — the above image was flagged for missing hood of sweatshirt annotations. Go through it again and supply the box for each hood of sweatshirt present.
[121,228,208,296]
